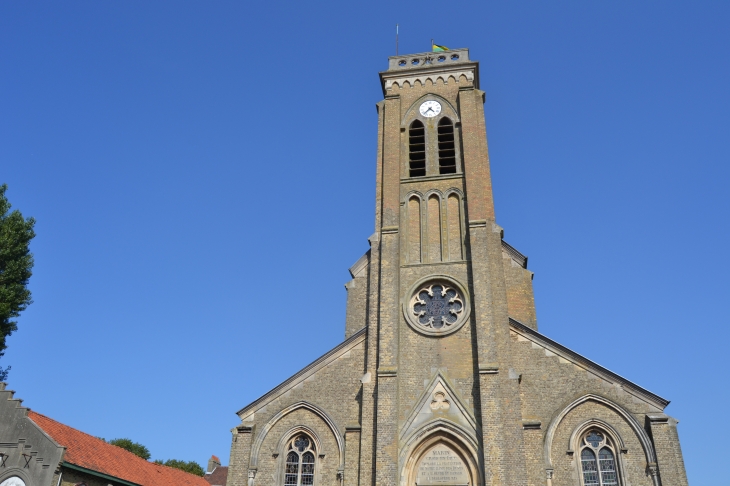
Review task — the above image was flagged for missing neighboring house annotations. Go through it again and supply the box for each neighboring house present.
[0,384,62,486]
[204,456,228,486]
[0,384,209,486]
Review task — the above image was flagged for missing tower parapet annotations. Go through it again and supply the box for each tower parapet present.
[380,48,479,94]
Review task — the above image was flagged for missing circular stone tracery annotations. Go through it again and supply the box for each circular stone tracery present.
[407,281,466,336]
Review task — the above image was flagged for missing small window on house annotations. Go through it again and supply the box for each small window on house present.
[438,118,457,174]
[283,434,316,486]
[579,430,620,486]
[409,120,426,177]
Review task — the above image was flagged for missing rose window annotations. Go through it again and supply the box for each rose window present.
[410,283,464,330]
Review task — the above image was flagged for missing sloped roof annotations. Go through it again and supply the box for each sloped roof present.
[204,466,229,486]
[508,318,669,409]
[28,411,209,486]
[237,326,366,417]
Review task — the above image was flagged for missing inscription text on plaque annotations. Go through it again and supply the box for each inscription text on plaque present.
[415,443,469,486]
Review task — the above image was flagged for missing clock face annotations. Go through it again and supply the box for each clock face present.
[419,100,442,118]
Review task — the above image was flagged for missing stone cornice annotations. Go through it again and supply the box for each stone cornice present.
[501,240,528,269]
[348,250,370,279]
[379,65,478,95]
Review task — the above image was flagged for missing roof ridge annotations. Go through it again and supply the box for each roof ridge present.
[29,410,141,460]
[28,411,208,486]
[29,412,178,470]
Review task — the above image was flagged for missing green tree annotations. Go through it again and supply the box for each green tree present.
[108,438,151,460]
[0,184,35,380]
[154,459,205,477]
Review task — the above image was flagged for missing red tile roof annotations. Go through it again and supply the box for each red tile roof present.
[29,411,209,486]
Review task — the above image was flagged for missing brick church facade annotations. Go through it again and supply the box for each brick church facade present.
[226,49,689,486]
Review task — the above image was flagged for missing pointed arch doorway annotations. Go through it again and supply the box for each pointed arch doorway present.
[402,431,480,486]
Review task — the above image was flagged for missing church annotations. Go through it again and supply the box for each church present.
[225,49,689,486]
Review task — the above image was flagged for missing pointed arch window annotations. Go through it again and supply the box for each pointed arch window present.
[579,430,620,486]
[283,434,316,486]
[437,117,457,174]
[409,120,426,177]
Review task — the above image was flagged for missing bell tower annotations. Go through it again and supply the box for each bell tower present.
[228,47,687,486]
[354,48,535,486]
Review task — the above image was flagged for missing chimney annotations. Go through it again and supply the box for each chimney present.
[207,455,221,473]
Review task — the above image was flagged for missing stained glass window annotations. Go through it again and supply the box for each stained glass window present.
[283,434,316,486]
[579,430,621,486]
[294,436,310,452]
[587,432,603,447]
[411,283,464,330]
[581,449,599,486]
[284,452,299,486]
[301,452,315,486]
[599,448,618,486]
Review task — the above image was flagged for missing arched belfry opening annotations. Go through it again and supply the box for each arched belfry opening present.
[409,120,426,177]
[437,117,457,174]
[401,431,480,486]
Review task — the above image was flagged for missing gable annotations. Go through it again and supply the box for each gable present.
[237,327,366,421]
[509,318,669,409]
[0,386,64,486]
[399,373,477,445]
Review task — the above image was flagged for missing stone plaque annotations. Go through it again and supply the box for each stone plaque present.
[416,443,469,486]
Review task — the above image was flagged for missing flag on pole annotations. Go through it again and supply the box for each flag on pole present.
[432,44,449,52]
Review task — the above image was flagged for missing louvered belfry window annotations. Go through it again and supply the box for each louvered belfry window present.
[283,435,316,486]
[437,117,457,174]
[579,430,620,486]
[409,120,426,177]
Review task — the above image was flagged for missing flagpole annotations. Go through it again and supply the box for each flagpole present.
[431,38,434,52]
[396,24,399,55]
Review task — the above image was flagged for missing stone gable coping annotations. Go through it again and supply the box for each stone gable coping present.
[509,318,669,409]
[501,240,528,269]
[236,327,366,418]
[348,251,370,279]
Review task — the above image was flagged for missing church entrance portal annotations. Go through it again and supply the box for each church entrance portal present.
[403,434,478,486]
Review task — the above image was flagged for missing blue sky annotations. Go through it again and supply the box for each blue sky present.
[1,1,728,484]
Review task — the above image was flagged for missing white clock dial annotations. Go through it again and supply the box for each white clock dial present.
[419,100,442,118]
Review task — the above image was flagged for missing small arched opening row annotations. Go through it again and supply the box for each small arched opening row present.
[408,117,460,178]
[405,191,464,264]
